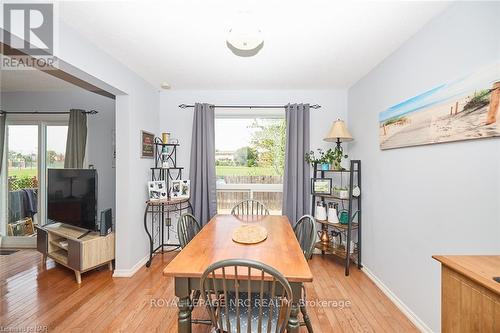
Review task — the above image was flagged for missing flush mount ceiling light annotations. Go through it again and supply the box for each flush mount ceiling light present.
[226,26,263,51]
[160,82,171,90]
[226,11,263,56]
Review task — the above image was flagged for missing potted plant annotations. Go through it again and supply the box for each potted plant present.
[328,146,348,171]
[305,149,330,170]
[333,186,349,199]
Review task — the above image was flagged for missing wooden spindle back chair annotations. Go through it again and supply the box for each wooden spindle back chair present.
[231,199,270,217]
[200,259,293,333]
[177,213,202,248]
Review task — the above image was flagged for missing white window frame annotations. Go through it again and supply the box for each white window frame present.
[1,114,68,245]
[214,108,284,206]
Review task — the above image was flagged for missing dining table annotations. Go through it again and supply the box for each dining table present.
[163,214,314,333]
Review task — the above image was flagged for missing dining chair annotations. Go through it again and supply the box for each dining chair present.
[177,213,202,248]
[293,215,317,260]
[293,215,317,333]
[176,213,211,326]
[200,259,293,333]
[231,199,270,216]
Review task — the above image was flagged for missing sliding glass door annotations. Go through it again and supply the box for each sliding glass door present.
[7,125,39,236]
[1,116,68,246]
[47,126,68,168]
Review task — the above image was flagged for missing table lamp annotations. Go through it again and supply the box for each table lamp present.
[324,119,353,170]
[324,119,353,150]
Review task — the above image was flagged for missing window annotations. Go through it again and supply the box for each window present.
[46,126,68,168]
[215,110,285,214]
[7,125,40,229]
[2,116,68,238]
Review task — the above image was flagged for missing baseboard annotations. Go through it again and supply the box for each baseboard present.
[112,254,149,278]
[361,266,434,333]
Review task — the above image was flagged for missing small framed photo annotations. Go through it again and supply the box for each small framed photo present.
[141,130,155,159]
[171,179,190,199]
[147,181,167,201]
[311,178,332,195]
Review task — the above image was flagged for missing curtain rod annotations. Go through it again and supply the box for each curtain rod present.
[0,109,98,115]
[178,104,321,109]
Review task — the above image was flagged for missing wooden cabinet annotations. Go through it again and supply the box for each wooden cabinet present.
[36,223,115,283]
[434,255,500,333]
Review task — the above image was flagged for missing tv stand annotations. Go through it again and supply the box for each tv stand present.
[77,230,92,239]
[36,223,115,284]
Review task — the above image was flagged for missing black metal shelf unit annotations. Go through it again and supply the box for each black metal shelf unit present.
[144,138,192,267]
[311,160,362,276]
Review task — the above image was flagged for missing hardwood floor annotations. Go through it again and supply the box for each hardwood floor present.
[0,250,417,332]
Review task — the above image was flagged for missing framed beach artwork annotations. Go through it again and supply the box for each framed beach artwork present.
[379,62,500,150]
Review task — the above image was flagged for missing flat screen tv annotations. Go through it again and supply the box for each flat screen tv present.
[47,169,98,231]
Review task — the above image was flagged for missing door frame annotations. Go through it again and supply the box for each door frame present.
[1,114,68,248]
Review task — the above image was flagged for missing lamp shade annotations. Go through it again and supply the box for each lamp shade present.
[324,119,353,142]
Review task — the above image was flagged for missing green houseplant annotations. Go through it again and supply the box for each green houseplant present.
[329,147,348,171]
[305,149,330,170]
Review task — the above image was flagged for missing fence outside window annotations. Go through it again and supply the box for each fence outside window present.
[216,175,283,214]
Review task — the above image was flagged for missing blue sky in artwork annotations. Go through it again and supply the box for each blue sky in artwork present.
[379,84,446,122]
[379,62,500,122]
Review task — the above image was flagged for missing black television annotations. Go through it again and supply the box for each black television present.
[47,169,98,231]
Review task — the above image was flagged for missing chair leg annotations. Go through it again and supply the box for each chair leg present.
[189,289,211,326]
[190,289,201,311]
[300,302,314,333]
[300,285,314,333]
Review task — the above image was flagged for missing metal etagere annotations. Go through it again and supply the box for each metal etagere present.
[144,138,192,267]
[311,160,362,276]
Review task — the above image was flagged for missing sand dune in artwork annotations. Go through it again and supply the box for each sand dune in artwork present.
[380,90,500,149]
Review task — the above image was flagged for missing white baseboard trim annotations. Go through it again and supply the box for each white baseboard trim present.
[112,254,149,278]
[361,266,433,333]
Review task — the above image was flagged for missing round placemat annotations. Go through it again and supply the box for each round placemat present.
[232,225,268,244]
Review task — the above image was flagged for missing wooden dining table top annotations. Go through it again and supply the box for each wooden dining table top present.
[163,214,313,283]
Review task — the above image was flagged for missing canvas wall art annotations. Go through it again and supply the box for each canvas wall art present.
[379,62,500,150]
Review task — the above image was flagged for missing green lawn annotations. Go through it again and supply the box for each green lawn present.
[216,166,281,176]
[8,162,63,179]
[10,166,279,177]
[8,168,37,178]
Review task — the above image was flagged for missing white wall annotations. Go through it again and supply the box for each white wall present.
[1,90,116,217]
[347,2,500,332]
[160,89,348,177]
[50,21,161,272]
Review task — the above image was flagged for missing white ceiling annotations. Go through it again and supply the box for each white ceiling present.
[0,68,83,92]
[62,1,450,90]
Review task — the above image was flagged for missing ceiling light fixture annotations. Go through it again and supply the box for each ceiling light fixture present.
[226,11,263,56]
[227,26,263,51]
[160,82,171,90]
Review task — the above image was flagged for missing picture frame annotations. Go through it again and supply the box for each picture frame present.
[147,180,168,201]
[311,178,332,195]
[141,130,155,158]
[379,62,500,149]
[170,179,190,199]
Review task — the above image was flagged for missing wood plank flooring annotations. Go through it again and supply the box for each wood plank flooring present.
[0,250,417,332]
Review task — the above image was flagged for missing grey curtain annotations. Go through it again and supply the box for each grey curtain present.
[0,113,5,174]
[189,103,217,225]
[64,109,87,168]
[282,103,310,225]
